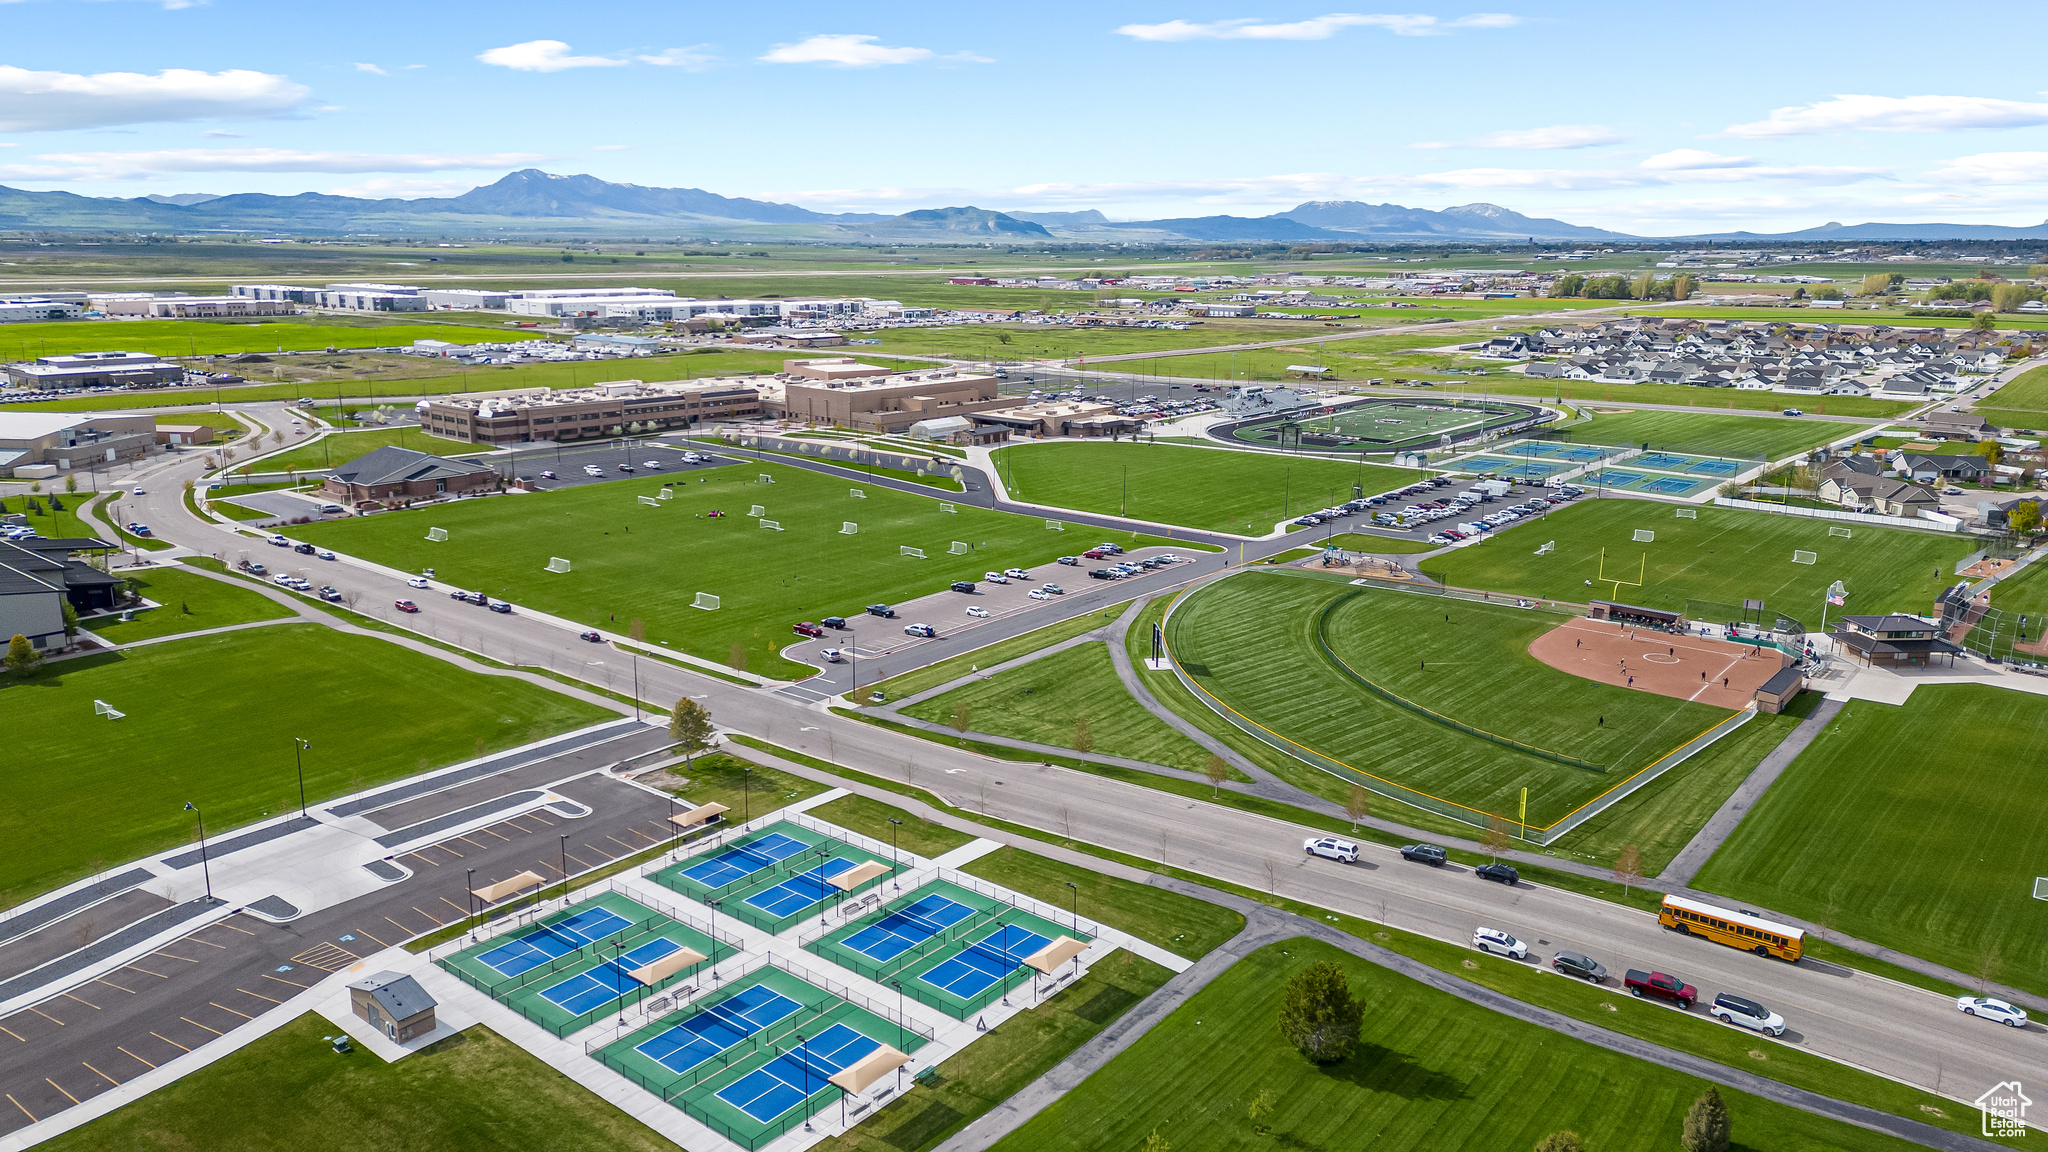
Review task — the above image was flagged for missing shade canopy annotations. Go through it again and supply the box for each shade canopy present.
[629,946,708,985]
[829,1045,911,1094]
[668,803,729,830]
[1024,935,1088,973]
[471,870,547,904]
[828,860,891,891]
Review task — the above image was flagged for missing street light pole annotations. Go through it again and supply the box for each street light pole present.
[292,737,311,818]
[1065,881,1079,931]
[466,867,476,936]
[559,833,570,903]
[184,802,213,903]
[887,818,902,886]
[743,767,752,823]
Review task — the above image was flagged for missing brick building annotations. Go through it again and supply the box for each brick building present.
[417,379,762,446]
[323,446,500,506]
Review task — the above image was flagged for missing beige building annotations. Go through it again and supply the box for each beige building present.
[348,971,437,1043]
[783,358,893,382]
[773,369,1004,433]
[970,400,1144,439]
[419,378,763,445]
[0,412,156,476]
[147,296,298,319]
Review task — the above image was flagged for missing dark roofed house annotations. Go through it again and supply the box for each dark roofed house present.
[1902,453,1991,484]
[1922,409,1994,440]
[1832,614,1962,667]
[0,536,120,652]
[348,970,437,1042]
[324,445,500,508]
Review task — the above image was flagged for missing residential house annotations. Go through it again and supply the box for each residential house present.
[1902,453,1991,485]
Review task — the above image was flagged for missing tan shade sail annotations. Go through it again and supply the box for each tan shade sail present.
[829,1045,911,1094]
[629,946,707,985]
[668,803,729,829]
[828,860,891,891]
[1024,935,1088,973]
[471,870,547,903]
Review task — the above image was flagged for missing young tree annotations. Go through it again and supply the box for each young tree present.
[1976,439,2005,467]
[1810,284,1843,300]
[727,641,748,675]
[1613,844,1644,897]
[1975,312,1999,332]
[1072,714,1093,754]
[1345,783,1369,830]
[4,633,42,675]
[1279,959,1363,1063]
[1203,753,1228,797]
[1682,1088,1732,1152]
[668,697,714,767]
[60,601,78,638]
[64,472,76,494]
[1247,1087,1277,1133]
[1534,1132,1585,1152]
[951,700,973,735]
[1483,815,1511,861]
[2009,499,2042,536]
[1139,1129,1170,1152]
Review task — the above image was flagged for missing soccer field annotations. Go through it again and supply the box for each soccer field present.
[1425,500,1971,629]
[990,441,1421,535]
[1559,409,1859,461]
[1695,685,2048,997]
[1164,572,1731,827]
[1228,399,1531,451]
[295,461,1177,678]
[0,624,615,900]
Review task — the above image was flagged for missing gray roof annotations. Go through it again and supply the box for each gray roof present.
[1757,666,1804,695]
[349,970,436,1020]
[331,445,496,488]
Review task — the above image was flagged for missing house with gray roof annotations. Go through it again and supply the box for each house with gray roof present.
[322,445,500,508]
[348,971,438,1042]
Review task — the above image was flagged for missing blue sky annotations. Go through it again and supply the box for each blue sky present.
[2,0,2046,234]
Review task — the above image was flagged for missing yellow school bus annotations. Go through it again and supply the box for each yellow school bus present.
[1660,894,1804,961]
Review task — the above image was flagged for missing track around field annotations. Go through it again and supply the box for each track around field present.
[1528,617,1784,710]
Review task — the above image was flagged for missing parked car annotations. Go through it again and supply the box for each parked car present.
[271,574,294,587]
[1551,951,1607,983]
[643,460,661,469]
[1089,568,1116,580]
[983,571,1008,584]
[318,587,342,602]
[394,599,419,613]
[820,647,844,662]
[132,487,146,495]
[1474,862,1519,885]
[1400,844,1447,865]
[1057,555,1081,566]
[1957,996,2029,1028]
[540,470,557,480]
[267,534,289,547]
[950,580,977,593]
[488,600,512,614]
[317,550,336,560]
[1083,549,1108,559]
[822,616,848,629]
[1041,582,1064,595]
[407,576,430,588]
[1711,994,1787,1037]
[1303,836,1359,863]
[1625,970,1697,1009]
[962,605,989,618]
[866,603,896,618]
[1472,927,1527,959]
[903,623,936,638]
[1003,567,1030,580]
[1028,589,1052,601]
[1782,408,1804,417]
[793,621,825,638]
[617,463,634,472]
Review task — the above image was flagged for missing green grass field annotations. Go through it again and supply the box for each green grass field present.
[1560,408,1864,460]
[292,460,1177,678]
[1166,573,1731,826]
[82,563,296,644]
[862,606,1126,704]
[0,318,546,360]
[1977,363,2048,428]
[1425,500,1972,628]
[38,1014,678,1152]
[0,623,615,899]
[961,845,1245,960]
[905,641,1221,773]
[992,937,1913,1152]
[1695,685,2048,996]
[254,425,489,474]
[991,441,1422,535]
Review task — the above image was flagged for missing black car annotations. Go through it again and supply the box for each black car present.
[1552,951,1607,983]
[1475,862,1519,884]
[579,631,603,642]
[950,581,977,593]
[865,603,896,618]
[822,616,848,629]
[293,543,316,555]
[1089,568,1115,580]
[1399,844,1447,866]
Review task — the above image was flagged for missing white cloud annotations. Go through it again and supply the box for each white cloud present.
[759,34,935,67]
[1717,94,2048,139]
[1639,149,1754,171]
[1116,12,1517,41]
[476,40,626,72]
[1926,151,2048,185]
[0,65,309,132]
[352,62,388,76]
[327,177,481,199]
[589,144,630,151]
[636,46,717,70]
[0,148,549,180]
[1414,124,1621,150]
[202,129,244,139]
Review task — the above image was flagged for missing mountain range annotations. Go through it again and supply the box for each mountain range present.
[0,168,2040,243]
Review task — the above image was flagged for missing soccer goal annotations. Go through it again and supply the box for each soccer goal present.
[749,504,766,518]
[1632,529,1655,543]
[1535,540,1555,555]
[638,495,661,507]
[2034,877,2048,901]
[939,503,957,514]
[1045,519,1065,531]
[949,541,969,555]
[1675,508,1697,519]
[692,592,720,611]
[546,557,572,573]
[901,545,926,559]
[1792,550,1817,565]
[1828,526,1854,538]
[760,519,783,531]
[757,474,775,484]
[841,522,858,535]
[93,698,125,720]
[657,488,673,500]
[425,527,448,542]
[849,488,866,499]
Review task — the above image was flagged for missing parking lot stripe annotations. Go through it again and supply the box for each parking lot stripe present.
[179,1017,223,1036]
[92,977,136,995]
[383,915,413,935]
[236,987,283,1005]
[117,1046,155,1069]
[212,920,256,936]
[410,907,445,926]
[403,851,440,868]
[606,834,637,852]
[438,896,467,915]
[123,964,168,979]
[435,843,464,859]
[150,951,199,963]
[149,1031,190,1052]
[263,972,309,990]
[83,1062,118,1087]
[182,936,227,950]
[6,1093,34,1122]
[61,993,98,1010]
[208,1001,254,1020]
[527,812,556,826]
[45,1078,78,1105]
[25,1007,62,1026]
[0,1024,24,1043]
[352,927,390,948]
[481,826,512,841]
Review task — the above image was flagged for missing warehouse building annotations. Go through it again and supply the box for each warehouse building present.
[0,412,158,475]
[2,351,185,391]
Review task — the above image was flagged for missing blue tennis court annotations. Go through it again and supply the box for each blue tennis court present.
[1497,461,1560,479]
[841,894,978,963]
[1690,459,1739,475]
[1460,456,1513,470]
[715,1023,881,1123]
[539,938,682,1015]
[477,906,632,977]
[1637,452,1689,469]
[680,832,811,889]
[745,857,856,918]
[919,925,1051,1000]
[634,984,803,1075]
[1585,470,1646,488]
[1640,476,1704,495]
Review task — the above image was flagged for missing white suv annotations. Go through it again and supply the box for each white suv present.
[1710,994,1786,1037]
[1302,836,1358,863]
[1472,927,1527,959]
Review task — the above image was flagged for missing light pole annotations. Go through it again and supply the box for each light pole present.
[742,767,752,823]
[630,651,641,721]
[559,833,570,902]
[466,867,476,936]
[1065,881,1079,931]
[292,736,311,818]
[184,802,213,903]
[886,817,902,883]
[890,979,905,1052]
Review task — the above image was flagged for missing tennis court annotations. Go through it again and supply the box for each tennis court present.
[1519,442,1608,462]
[1639,475,1710,495]
[1584,470,1648,489]
[745,857,858,918]
[679,832,811,889]
[539,938,684,1015]
[475,905,632,978]
[634,984,803,1076]
[919,925,1051,999]
[1635,451,1744,476]
[840,893,979,963]
[715,1023,882,1123]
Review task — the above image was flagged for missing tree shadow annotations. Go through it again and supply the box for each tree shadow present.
[0,650,128,689]
[1314,1040,1471,1102]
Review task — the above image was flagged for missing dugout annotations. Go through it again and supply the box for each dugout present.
[1586,600,1685,629]
[1752,665,1806,714]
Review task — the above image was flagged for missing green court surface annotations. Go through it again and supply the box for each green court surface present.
[1556,409,1855,461]
[989,937,1918,1152]
[647,822,898,932]
[1228,399,1529,452]
[597,958,931,1151]
[988,440,1421,535]
[82,564,296,644]
[0,623,615,901]
[1695,685,2048,998]
[437,889,734,1038]
[1572,468,1717,496]
[1164,572,1731,828]
[1423,499,1972,629]
[291,459,1173,679]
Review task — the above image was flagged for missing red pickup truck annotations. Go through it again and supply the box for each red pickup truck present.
[1624,969,1697,1009]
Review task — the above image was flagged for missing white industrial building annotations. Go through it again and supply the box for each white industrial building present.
[148,297,297,319]
[420,288,509,310]
[0,299,84,322]
[232,284,321,304]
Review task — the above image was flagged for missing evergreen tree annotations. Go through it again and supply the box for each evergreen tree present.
[1681,1088,1731,1152]
[1278,959,1363,1062]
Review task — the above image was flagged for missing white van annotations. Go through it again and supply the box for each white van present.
[1303,836,1359,863]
